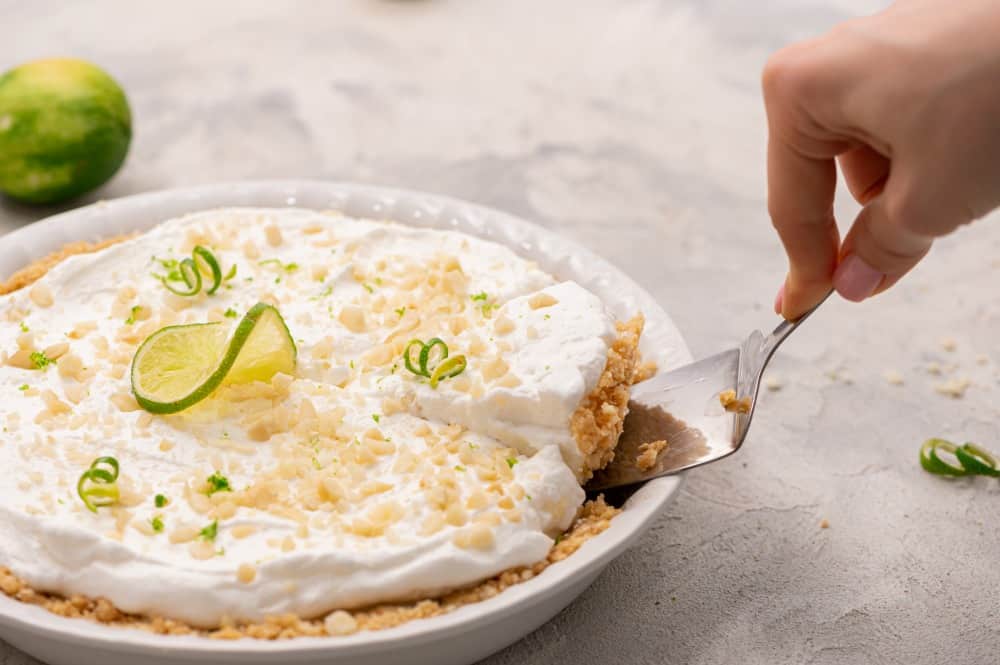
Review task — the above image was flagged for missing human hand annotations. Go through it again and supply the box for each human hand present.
[762,0,1000,319]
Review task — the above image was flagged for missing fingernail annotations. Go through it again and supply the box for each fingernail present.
[773,284,785,315]
[833,254,883,302]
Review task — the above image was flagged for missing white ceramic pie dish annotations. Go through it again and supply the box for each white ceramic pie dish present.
[0,181,689,665]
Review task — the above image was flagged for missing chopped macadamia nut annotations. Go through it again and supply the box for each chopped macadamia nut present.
[242,240,260,260]
[67,321,98,339]
[110,393,141,412]
[188,541,216,560]
[312,336,335,360]
[237,564,257,584]
[481,357,509,382]
[169,524,200,544]
[493,316,515,335]
[338,306,366,333]
[16,333,34,350]
[43,343,69,360]
[264,224,283,246]
[528,292,558,309]
[453,524,495,551]
[496,374,521,389]
[28,284,53,308]
[39,390,71,417]
[231,525,258,539]
[5,350,35,370]
[63,384,86,404]
[116,285,137,303]
[324,610,358,636]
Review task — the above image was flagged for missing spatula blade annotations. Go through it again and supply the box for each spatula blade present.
[586,349,743,491]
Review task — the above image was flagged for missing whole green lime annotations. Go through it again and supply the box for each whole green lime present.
[0,58,132,205]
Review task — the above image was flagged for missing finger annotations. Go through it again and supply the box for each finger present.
[767,136,841,319]
[834,194,932,302]
[762,43,848,319]
[837,145,890,204]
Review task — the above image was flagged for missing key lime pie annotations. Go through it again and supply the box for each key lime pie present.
[0,208,645,638]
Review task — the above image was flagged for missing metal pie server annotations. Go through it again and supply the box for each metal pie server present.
[585,292,831,492]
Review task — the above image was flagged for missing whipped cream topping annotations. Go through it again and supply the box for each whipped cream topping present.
[0,208,623,626]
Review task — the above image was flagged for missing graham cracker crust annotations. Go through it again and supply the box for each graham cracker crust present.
[572,315,644,480]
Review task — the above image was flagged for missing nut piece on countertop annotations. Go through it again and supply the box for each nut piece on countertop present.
[882,369,904,386]
[934,378,970,399]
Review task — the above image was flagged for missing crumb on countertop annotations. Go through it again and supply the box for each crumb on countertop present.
[882,369,904,386]
[824,368,853,384]
[940,337,957,352]
[819,519,830,529]
[764,375,782,391]
[934,378,970,398]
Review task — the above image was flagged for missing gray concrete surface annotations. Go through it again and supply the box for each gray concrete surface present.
[2,1,998,664]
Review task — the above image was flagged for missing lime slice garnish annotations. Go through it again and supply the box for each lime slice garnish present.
[224,304,297,385]
[131,303,296,414]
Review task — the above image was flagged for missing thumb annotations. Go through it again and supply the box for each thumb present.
[834,193,933,302]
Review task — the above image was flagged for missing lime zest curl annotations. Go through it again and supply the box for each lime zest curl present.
[920,438,1000,478]
[157,246,228,296]
[77,456,120,513]
[193,246,223,295]
[403,338,467,388]
[430,355,467,388]
[419,338,449,377]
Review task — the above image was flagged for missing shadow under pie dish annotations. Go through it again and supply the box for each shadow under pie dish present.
[0,205,659,639]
